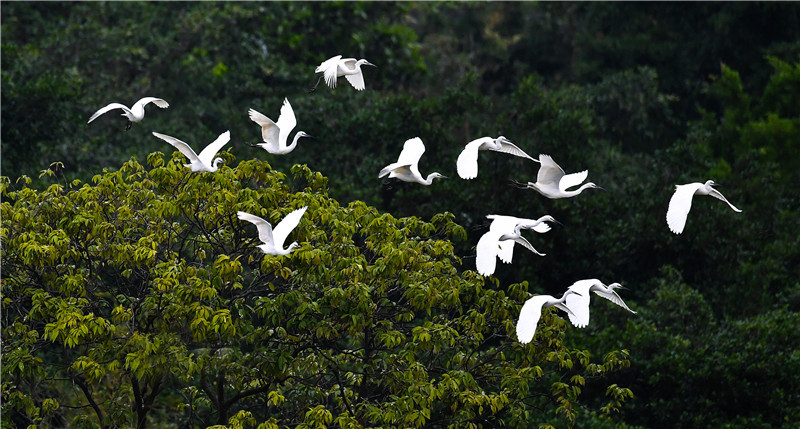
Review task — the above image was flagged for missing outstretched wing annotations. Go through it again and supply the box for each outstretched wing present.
[708,187,742,213]
[536,154,566,185]
[397,137,426,166]
[88,103,131,123]
[317,55,343,88]
[558,170,589,192]
[475,230,502,276]
[237,211,275,246]
[593,288,637,314]
[151,132,200,163]
[456,138,488,179]
[272,206,308,249]
[565,282,593,328]
[248,108,280,147]
[275,98,297,148]
[509,235,545,257]
[516,295,549,344]
[666,183,702,234]
[495,139,536,161]
[197,130,231,166]
[135,97,170,110]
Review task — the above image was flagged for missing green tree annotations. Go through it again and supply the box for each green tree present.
[2,155,631,428]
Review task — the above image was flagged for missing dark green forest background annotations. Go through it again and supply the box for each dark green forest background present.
[2,2,800,428]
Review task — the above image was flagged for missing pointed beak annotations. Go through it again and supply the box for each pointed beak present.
[550,218,564,227]
[365,61,377,67]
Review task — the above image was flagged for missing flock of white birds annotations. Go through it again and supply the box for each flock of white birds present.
[87,54,742,344]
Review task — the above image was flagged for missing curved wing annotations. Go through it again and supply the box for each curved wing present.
[496,239,516,264]
[151,132,200,163]
[237,211,275,246]
[456,138,487,179]
[345,71,366,91]
[558,170,589,192]
[496,140,535,161]
[135,97,170,110]
[197,130,231,166]
[516,295,549,344]
[317,55,343,88]
[509,235,545,256]
[594,288,637,314]
[708,187,742,213]
[397,137,426,166]
[271,206,308,249]
[275,98,297,149]
[565,281,594,328]
[666,183,702,234]
[88,103,131,123]
[536,154,566,185]
[248,108,280,148]
[476,230,502,276]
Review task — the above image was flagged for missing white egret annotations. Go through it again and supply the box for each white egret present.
[247,98,310,155]
[476,215,557,276]
[237,206,308,255]
[517,154,603,199]
[516,289,582,344]
[379,137,446,185]
[666,180,742,234]
[311,55,376,91]
[87,97,169,130]
[456,135,537,179]
[152,131,230,172]
[562,279,637,328]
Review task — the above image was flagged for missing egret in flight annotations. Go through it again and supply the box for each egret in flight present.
[476,215,557,276]
[456,135,537,179]
[311,55,376,92]
[237,206,308,255]
[379,137,446,185]
[666,180,742,234]
[152,130,230,172]
[516,289,582,344]
[88,97,169,130]
[516,154,603,199]
[563,279,636,328]
[247,98,310,155]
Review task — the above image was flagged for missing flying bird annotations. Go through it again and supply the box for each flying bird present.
[237,206,308,256]
[311,55,376,92]
[152,130,230,172]
[476,215,557,276]
[666,180,742,234]
[562,279,637,328]
[247,98,310,155]
[88,97,169,130]
[516,289,582,344]
[379,137,446,185]
[456,135,537,179]
[516,154,603,199]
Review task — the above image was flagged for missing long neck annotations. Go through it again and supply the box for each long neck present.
[564,183,596,197]
[210,158,224,172]
[422,173,439,185]
[286,132,303,152]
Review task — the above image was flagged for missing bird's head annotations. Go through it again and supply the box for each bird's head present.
[586,182,606,191]
[359,59,377,68]
[212,157,226,168]
[497,135,512,144]
[538,215,562,226]
[705,179,717,187]
[607,282,627,291]
[430,172,447,180]
[297,131,313,140]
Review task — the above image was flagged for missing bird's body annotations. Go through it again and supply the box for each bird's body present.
[562,279,637,328]
[152,131,230,172]
[312,55,376,91]
[248,98,310,155]
[379,137,446,185]
[516,290,581,344]
[88,97,169,130]
[666,180,742,234]
[520,154,602,199]
[456,136,537,179]
[475,215,557,276]
[237,207,308,255]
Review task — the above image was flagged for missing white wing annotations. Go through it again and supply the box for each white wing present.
[708,187,742,213]
[275,98,297,149]
[565,281,595,328]
[345,70,366,91]
[396,137,426,166]
[248,108,280,147]
[508,235,545,257]
[318,55,343,88]
[196,131,231,166]
[271,206,308,249]
[151,132,201,164]
[593,288,637,314]
[558,170,589,192]
[88,103,132,123]
[516,295,549,344]
[495,140,535,161]
[456,138,488,179]
[134,97,170,110]
[475,230,502,276]
[666,183,702,234]
[237,211,275,246]
[536,154,566,185]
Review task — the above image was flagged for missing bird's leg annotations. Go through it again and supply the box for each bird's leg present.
[125,120,132,131]
[510,179,532,189]
[308,76,324,93]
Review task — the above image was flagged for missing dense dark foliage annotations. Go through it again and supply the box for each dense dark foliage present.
[2,2,799,428]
